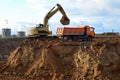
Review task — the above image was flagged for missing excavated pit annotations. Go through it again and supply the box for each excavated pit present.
[0,38,120,80]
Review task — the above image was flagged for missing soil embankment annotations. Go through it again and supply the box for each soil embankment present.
[0,38,120,80]
[0,38,24,60]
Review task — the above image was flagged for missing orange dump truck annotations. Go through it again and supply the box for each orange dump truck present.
[56,26,95,40]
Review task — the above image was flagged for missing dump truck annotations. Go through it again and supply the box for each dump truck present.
[56,26,95,40]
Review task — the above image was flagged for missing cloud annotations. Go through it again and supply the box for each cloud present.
[17,22,35,27]
[102,18,120,32]
[53,0,120,17]
[53,0,105,16]
[26,0,56,12]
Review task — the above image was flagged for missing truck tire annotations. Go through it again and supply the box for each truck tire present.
[87,36,92,41]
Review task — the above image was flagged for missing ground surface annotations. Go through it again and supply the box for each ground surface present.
[0,38,24,60]
[0,37,120,80]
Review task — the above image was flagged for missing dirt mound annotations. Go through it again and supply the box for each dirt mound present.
[0,38,24,60]
[1,38,120,80]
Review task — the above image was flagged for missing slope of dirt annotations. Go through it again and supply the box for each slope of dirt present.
[1,38,120,80]
[0,38,24,60]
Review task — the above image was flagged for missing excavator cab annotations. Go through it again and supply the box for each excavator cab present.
[36,24,43,28]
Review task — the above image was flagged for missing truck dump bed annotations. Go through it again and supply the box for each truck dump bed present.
[57,27,85,36]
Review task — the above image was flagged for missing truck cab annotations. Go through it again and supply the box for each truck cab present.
[84,26,95,38]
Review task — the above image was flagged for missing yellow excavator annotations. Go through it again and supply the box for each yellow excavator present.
[28,4,70,37]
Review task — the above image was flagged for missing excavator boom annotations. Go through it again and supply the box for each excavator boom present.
[43,4,70,27]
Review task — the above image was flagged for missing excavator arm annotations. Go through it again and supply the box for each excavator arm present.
[43,4,70,27]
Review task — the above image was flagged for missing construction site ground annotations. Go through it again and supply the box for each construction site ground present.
[0,37,120,80]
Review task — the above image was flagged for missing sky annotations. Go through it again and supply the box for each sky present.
[0,0,120,35]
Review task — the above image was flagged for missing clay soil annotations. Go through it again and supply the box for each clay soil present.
[0,37,120,80]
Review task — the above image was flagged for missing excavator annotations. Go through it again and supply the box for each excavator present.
[28,4,70,37]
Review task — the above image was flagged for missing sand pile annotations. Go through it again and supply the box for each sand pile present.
[1,38,120,80]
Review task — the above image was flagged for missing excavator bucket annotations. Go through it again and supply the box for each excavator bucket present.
[60,16,70,25]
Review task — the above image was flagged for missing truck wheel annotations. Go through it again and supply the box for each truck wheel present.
[87,36,92,41]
